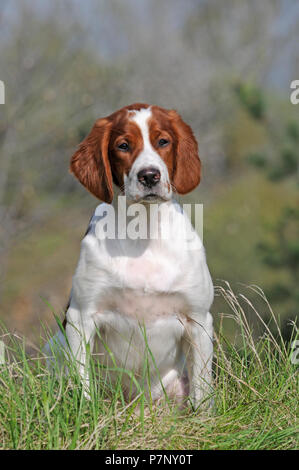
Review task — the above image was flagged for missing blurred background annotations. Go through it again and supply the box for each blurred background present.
[0,0,298,345]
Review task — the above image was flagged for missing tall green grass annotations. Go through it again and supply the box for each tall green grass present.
[0,283,298,450]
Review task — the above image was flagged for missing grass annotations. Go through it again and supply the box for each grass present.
[0,283,298,450]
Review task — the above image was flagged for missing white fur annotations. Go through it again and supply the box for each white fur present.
[124,108,172,202]
[46,109,214,408]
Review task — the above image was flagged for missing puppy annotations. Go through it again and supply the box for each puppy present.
[47,103,214,409]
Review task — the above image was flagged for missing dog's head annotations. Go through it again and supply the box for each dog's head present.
[70,103,201,203]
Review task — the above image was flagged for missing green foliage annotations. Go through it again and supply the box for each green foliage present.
[234,83,265,120]
[247,152,267,168]
[236,82,299,323]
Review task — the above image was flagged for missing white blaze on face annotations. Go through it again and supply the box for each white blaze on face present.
[124,107,172,202]
[130,107,152,154]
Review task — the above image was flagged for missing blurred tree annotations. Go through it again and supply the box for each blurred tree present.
[1,0,299,337]
[235,82,299,339]
[0,3,126,297]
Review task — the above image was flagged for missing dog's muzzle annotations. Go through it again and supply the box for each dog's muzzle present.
[137,167,161,189]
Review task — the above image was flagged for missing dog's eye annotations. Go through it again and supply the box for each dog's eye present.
[118,142,129,151]
[158,138,169,147]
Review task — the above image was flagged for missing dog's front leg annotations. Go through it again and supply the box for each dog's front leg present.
[182,312,214,410]
[65,303,96,399]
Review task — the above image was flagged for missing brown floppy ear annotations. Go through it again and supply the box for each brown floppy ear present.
[70,118,113,203]
[169,110,201,194]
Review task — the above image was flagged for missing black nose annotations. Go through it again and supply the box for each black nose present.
[137,167,161,188]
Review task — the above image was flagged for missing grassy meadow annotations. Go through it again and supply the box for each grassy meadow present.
[0,284,297,450]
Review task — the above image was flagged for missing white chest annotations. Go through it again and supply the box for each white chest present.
[97,247,191,322]
[74,200,213,322]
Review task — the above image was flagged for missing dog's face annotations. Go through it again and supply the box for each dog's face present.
[70,103,201,203]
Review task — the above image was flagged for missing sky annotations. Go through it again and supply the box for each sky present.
[1,0,299,91]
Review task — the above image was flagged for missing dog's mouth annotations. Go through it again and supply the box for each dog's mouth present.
[138,193,166,203]
[144,193,160,200]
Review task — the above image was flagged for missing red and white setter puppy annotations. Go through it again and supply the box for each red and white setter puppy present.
[47,103,214,409]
